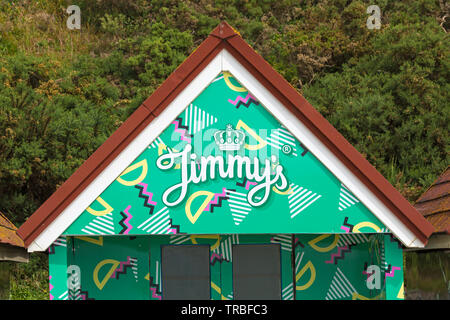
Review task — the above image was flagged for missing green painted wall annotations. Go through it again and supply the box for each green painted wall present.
[62,72,389,237]
[293,233,403,300]
[48,233,403,300]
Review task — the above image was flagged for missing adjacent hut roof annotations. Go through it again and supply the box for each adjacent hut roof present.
[414,166,450,234]
[0,211,25,248]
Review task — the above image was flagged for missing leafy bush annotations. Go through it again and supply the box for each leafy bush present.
[303,12,449,199]
[8,253,48,300]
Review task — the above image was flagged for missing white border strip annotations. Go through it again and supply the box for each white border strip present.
[27,52,224,252]
[28,48,424,251]
[221,50,423,248]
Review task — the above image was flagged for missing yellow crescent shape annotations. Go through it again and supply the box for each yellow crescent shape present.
[296,261,316,291]
[353,222,381,233]
[272,186,293,195]
[185,191,215,224]
[86,197,114,217]
[116,159,148,186]
[223,71,247,92]
[308,234,340,252]
[93,259,120,290]
[190,234,221,251]
[236,120,267,150]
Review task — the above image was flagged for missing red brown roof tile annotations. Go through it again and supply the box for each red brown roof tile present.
[0,212,25,248]
[414,166,450,234]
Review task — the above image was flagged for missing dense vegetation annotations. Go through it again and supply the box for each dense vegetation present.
[0,0,448,299]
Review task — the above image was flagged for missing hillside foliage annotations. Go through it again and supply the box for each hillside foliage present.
[0,0,448,299]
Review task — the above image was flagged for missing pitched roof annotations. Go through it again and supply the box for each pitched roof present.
[0,211,25,248]
[414,166,450,234]
[17,21,434,248]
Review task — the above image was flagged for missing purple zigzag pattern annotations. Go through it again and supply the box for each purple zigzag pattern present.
[119,205,133,235]
[150,287,162,300]
[325,245,352,264]
[236,177,248,188]
[228,93,260,109]
[49,276,53,300]
[340,217,354,233]
[135,182,157,214]
[167,220,182,235]
[236,177,256,190]
[172,117,192,143]
[210,253,228,265]
[149,276,162,300]
[204,188,229,213]
[48,245,56,255]
[110,256,134,279]
[385,265,401,279]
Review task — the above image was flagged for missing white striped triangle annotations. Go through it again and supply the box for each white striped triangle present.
[325,267,358,300]
[271,234,292,252]
[148,136,165,149]
[225,189,253,226]
[58,291,69,300]
[282,283,294,300]
[130,257,138,281]
[288,183,322,219]
[337,233,369,247]
[53,236,67,247]
[338,183,360,211]
[81,212,115,235]
[295,251,304,274]
[137,206,172,234]
[266,126,298,156]
[169,235,191,245]
[214,235,239,262]
[184,103,218,135]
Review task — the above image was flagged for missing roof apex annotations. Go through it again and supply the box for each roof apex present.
[210,21,240,39]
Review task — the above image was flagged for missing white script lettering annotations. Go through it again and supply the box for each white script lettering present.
[156,144,288,207]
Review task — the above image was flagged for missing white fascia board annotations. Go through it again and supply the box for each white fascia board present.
[28,52,224,252]
[28,48,424,251]
[221,50,424,248]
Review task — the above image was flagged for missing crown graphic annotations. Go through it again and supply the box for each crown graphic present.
[214,124,245,151]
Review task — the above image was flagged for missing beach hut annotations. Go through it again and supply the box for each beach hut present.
[0,211,29,299]
[404,166,449,299]
[0,212,28,262]
[413,166,449,250]
[17,22,434,300]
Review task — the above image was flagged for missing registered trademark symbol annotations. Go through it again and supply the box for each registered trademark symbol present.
[281,144,292,155]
